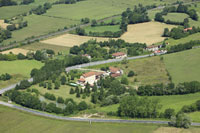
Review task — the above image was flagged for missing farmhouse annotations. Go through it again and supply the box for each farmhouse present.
[109,67,123,78]
[184,27,193,32]
[77,71,105,86]
[82,54,91,60]
[112,52,127,59]
[146,45,162,52]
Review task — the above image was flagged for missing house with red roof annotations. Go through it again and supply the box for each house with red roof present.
[184,27,193,32]
[112,52,127,59]
[109,67,123,78]
[82,54,91,60]
[77,71,105,86]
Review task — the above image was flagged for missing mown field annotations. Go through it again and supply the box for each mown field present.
[164,48,200,84]
[0,60,43,88]
[0,105,200,133]
[21,42,70,54]
[163,13,189,22]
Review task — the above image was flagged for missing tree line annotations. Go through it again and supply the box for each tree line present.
[137,81,200,96]
[0,73,12,81]
[30,3,52,15]
[0,0,17,7]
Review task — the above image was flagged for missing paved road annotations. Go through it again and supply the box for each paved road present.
[0,101,200,126]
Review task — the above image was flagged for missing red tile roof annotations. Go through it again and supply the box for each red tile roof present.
[78,78,85,82]
[147,45,159,49]
[109,67,120,73]
[82,71,104,78]
[184,27,193,32]
[111,73,121,78]
[112,52,126,57]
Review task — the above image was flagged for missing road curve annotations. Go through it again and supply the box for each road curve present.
[0,101,199,126]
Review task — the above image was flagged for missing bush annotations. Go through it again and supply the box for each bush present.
[44,93,56,101]
[78,101,88,111]
[57,97,64,103]
[128,70,135,77]
[164,108,175,119]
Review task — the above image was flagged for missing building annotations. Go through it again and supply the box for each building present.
[146,45,162,52]
[109,67,123,78]
[82,54,91,60]
[112,52,127,59]
[184,27,193,32]
[77,71,105,86]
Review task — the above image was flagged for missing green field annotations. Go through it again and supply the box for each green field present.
[163,13,189,22]
[84,25,120,34]
[89,56,170,86]
[165,32,200,46]
[1,104,200,133]
[164,48,200,84]
[21,42,70,54]
[2,14,79,45]
[0,105,160,133]
[0,60,43,88]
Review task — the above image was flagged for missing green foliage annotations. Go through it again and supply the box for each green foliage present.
[164,108,175,119]
[57,96,64,103]
[78,101,88,111]
[0,0,17,7]
[44,92,56,101]
[69,88,75,94]
[118,96,161,118]
[54,79,61,89]
[0,29,12,43]
[121,76,129,85]
[0,73,12,81]
[169,113,191,129]
[15,80,31,90]
[128,70,135,77]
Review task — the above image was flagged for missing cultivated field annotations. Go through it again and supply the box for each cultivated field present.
[1,48,30,55]
[120,21,176,45]
[164,48,200,84]
[21,42,70,54]
[42,22,176,47]
[41,34,111,47]
[1,105,200,133]
[84,25,120,34]
[0,60,43,88]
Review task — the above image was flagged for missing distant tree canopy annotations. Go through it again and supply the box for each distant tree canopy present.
[0,0,17,7]
[31,3,52,15]
[0,28,12,43]
[57,0,85,4]
[21,0,34,5]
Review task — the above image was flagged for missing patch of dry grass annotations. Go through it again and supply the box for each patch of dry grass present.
[1,48,30,55]
[0,20,11,29]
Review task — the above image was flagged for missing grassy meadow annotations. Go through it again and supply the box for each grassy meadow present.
[0,60,43,88]
[84,25,120,34]
[163,48,200,84]
[163,13,189,22]
[1,105,200,133]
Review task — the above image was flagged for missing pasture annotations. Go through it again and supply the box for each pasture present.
[0,105,200,133]
[0,60,43,88]
[2,14,79,45]
[84,25,121,34]
[0,20,11,29]
[163,48,200,84]
[1,48,30,55]
[163,13,189,22]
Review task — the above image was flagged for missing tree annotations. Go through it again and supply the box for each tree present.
[34,50,43,61]
[69,88,75,94]
[57,97,64,104]
[75,27,85,36]
[64,101,76,115]
[196,100,200,110]
[47,81,52,90]
[121,76,129,85]
[91,93,98,104]
[163,28,170,37]
[16,80,31,90]
[61,75,66,85]
[128,70,135,77]
[54,79,61,89]
[17,53,26,59]
[30,68,39,77]
[169,113,191,129]
[164,108,175,119]
[92,83,97,92]
[78,101,88,111]
[155,13,164,22]
[91,19,97,27]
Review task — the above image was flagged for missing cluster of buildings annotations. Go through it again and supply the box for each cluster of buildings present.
[146,43,168,54]
[77,67,123,86]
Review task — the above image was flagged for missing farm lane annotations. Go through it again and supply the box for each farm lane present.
[0,0,198,51]
[0,101,200,126]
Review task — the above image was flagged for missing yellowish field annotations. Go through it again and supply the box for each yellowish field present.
[153,127,200,133]
[0,20,10,29]
[1,48,30,55]
[41,22,176,47]
[41,34,111,47]
[120,22,176,45]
